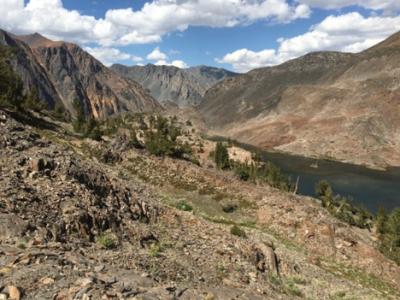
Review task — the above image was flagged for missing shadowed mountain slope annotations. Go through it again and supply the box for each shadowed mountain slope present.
[111,64,237,107]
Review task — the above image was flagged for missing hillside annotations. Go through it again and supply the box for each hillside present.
[199,32,400,169]
[111,64,236,107]
[0,29,160,119]
[0,107,399,299]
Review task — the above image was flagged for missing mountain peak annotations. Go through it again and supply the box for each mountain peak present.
[16,32,64,48]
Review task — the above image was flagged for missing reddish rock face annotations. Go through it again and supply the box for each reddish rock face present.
[0,29,161,119]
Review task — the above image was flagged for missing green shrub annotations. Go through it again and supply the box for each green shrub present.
[96,232,118,249]
[149,242,162,257]
[232,161,293,192]
[314,180,372,229]
[175,200,193,212]
[230,225,247,238]
[24,87,47,112]
[72,98,86,133]
[144,115,193,161]
[378,208,400,265]
[72,99,103,140]
[128,129,143,149]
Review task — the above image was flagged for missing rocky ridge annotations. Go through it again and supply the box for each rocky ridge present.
[0,29,160,119]
[111,64,236,107]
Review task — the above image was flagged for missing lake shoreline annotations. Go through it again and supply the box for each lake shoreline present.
[206,135,400,213]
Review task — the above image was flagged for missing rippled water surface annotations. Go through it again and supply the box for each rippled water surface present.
[212,137,400,213]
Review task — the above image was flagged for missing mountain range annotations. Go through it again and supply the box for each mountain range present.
[111,64,237,107]
[2,28,400,168]
[199,32,400,168]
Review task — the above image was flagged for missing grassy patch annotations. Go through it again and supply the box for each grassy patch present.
[230,225,247,238]
[149,242,162,257]
[285,280,303,297]
[175,200,193,212]
[321,260,399,297]
[96,232,118,249]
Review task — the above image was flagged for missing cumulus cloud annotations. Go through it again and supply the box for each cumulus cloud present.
[84,47,139,66]
[170,60,189,68]
[0,0,310,47]
[147,47,188,68]
[132,55,144,63]
[154,59,189,68]
[298,0,400,13]
[216,49,280,72]
[218,12,400,72]
[147,47,168,60]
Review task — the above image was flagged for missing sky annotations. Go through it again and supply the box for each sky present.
[1,0,400,72]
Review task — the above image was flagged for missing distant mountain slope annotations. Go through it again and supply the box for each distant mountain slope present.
[0,29,160,118]
[111,64,237,107]
[199,32,400,168]
[0,30,62,109]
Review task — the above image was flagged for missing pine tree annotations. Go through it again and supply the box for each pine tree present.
[214,142,230,169]
[25,87,46,111]
[72,99,86,133]
[0,46,24,109]
[376,206,388,236]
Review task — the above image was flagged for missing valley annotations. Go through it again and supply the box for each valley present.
[1,27,400,300]
[199,33,400,169]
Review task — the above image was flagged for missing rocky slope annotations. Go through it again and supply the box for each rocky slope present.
[0,30,160,118]
[0,108,399,299]
[199,32,400,169]
[111,64,236,107]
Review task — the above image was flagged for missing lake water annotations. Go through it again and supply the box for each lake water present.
[257,150,400,214]
[211,137,400,214]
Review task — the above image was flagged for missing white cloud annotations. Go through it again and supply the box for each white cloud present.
[218,12,400,72]
[298,0,400,13]
[154,59,189,68]
[154,60,168,66]
[147,47,167,60]
[0,0,310,47]
[170,60,189,68]
[132,55,144,63]
[217,49,280,72]
[84,46,135,66]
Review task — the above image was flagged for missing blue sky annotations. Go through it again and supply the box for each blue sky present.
[3,1,400,72]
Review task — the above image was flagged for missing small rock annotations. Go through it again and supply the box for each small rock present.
[0,267,12,274]
[82,294,90,300]
[94,265,105,272]
[248,272,257,282]
[0,293,8,300]
[7,286,20,300]
[40,277,55,285]
[222,278,241,288]
[30,158,45,172]
[75,277,94,288]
